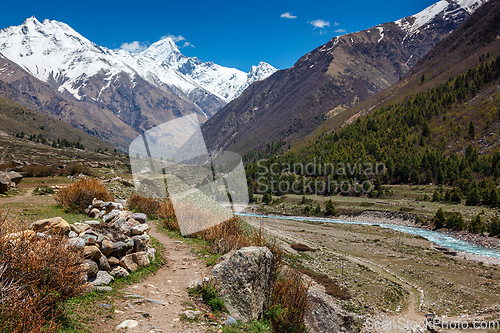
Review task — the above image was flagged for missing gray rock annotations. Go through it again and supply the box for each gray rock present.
[130,213,147,224]
[111,266,130,278]
[89,270,114,286]
[7,171,22,185]
[124,238,134,249]
[182,310,202,320]
[0,173,10,193]
[146,245,156,261]
[303,276,357,333]
[67,237,85,249]
[95,286,113,292]
[68,231,78,238]
[224,314,238,325]
[92,198,104,207]
[98,255,111,271]
[83,259,99,278]
[132,234,150,252]
[111,241,128,257]
[131,223,149,235]
[103,209,121,223]
[84,220,101,226]
[81,234,98,245]
[209,246,275,322]
[115,320,138,330]
[112,217,131,234]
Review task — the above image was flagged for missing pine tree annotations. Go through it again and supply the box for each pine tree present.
[433,208,445,229]
[468,121,475,139]
[325,199,337,216]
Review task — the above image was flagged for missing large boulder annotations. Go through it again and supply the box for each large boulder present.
[98,255,111,271]
[82,259,99,278]
[209,246,275,322]
[0,172,11,193]
[111,266,130,278]
[31,217,70,235]
[303,275,358,333]
[7,171,22,185]
[119,252,150,272]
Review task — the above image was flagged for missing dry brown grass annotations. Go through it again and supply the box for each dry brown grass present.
[55,178,113,213]
[267,267,310,333]
[128,193,175,220]
[0,213,87,333]
[291,243,316,252]
[298,267,351,300]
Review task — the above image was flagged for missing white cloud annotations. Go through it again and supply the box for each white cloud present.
[309,19,330,29]
[182,41,195,48]
[333,22,340,27]
[120,41,147,53]
[281,12,297,19]
[335,29,347,34]
[161,34,186,42]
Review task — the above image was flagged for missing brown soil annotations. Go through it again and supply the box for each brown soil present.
[95,221,213,332]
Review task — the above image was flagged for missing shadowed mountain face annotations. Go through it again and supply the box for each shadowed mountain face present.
[202,0,486,156]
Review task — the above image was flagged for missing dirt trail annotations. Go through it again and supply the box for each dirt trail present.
[97,222,212,333]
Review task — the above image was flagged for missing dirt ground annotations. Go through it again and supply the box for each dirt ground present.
[239,214,500,333]
[94,221,214,333]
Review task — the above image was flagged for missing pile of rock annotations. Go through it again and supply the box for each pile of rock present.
[0,170,23,193]
[30,198,156,289]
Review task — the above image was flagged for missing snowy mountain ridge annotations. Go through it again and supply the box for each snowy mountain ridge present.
[0,17,277,113]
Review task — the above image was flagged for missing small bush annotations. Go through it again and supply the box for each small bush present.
[65,163,92,176]
[291,243,316,252]
[24,165,59,177]
[0,218,86,332]
[128,193,175,220]
[55,178,113,213]
[33,185,55,195]
[266,268,310,333]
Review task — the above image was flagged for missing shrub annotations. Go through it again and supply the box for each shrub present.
[65,163,92,176]
[55,178,113,213]
[0,218,86,332]
[23,165,59,177]
[266,268,310,333]
[189,281,226,313]
[128,193,175,220]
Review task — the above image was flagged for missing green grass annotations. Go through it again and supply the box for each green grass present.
[21,204,90,224]
[219,320,272,333]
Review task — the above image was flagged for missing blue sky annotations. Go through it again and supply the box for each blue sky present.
[0,0,437,71]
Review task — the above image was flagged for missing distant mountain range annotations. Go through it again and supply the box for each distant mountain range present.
[0,18,276,149]
[202,0,487,156]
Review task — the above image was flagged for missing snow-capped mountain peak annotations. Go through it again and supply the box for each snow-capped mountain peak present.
[395,0,487,34]
[141,37,182,62]
[0,17,277,114]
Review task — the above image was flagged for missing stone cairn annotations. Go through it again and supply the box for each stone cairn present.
[30,198,156,290]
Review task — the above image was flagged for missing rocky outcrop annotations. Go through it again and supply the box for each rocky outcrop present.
[209,246,275,322]
[303,275,359,333]
[0,170,23,193]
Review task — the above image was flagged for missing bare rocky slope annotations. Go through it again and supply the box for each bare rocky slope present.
[202,0,486,156]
